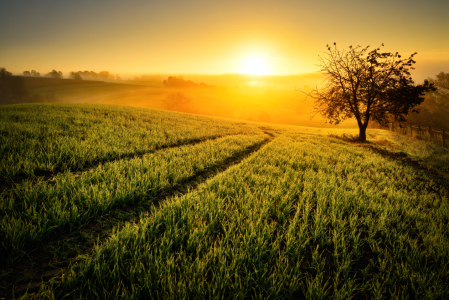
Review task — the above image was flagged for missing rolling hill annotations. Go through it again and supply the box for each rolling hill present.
[0,103,448,299]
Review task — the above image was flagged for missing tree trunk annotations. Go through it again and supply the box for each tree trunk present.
[358,124,367,142]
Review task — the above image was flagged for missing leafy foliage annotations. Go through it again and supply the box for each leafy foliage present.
[69,70,118,81]
[22,70,40,77]
[305,44,436,141]
[69,71,83,80]
[46,70,63,79]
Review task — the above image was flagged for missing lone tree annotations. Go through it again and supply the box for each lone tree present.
[305,43,435,142]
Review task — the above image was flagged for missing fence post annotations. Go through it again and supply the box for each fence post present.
[429,126,431,142]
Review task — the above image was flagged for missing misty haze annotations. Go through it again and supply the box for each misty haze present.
[1,0,449,299]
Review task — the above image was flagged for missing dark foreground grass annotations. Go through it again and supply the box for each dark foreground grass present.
[1,104,448,299]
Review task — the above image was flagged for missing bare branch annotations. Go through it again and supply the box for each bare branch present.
[301,44,436,141]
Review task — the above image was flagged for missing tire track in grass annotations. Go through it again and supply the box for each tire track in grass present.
[1,132,276,299]
[0,132,250,194]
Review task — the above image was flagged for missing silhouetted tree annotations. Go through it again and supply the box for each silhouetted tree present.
[69,72,83,80]
[68,70,116,81]
[0,67,29,104]
[22,71,31,76]
[98,71,111,79]
[31,70,40,77]
[303,43,436,142]
[46,70,63,79]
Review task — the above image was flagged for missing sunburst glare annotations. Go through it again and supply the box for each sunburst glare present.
[239,57,271,75]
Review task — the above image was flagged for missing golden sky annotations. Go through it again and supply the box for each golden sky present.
[1,0,448,80]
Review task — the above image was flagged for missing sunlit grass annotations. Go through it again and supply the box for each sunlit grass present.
[35,133,449,299]
[1,104,448,299]
[0,103,261,184]
[321,127,449,175]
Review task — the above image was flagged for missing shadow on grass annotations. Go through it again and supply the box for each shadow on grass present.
[329,132,449,187]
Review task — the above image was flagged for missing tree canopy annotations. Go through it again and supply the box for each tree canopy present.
[46,70,63,79]
[22,70,40,77]
[305,43,436,142]
[69,72,83,80]
[69,70,117,81]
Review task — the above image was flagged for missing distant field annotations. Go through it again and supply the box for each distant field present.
[16,77,165,109]
[17,76,359,128]
[0,103,448,299]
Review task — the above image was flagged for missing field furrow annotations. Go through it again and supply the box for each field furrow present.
[0,134,268,269]
[0,104,262,186]
[33,134,448,299]
[1,104,448,299]
[1,131,275,298]
[0,133,246,194]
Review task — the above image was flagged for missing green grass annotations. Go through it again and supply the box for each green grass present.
[0,103,260,184]
[0,133,267,266]
[322,127,449,176]
[1,103,448,299]
[368,129,449,175]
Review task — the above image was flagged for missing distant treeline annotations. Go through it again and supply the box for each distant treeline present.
[21,69,120,81]
[163,76,214,88]
[69,70,120,81]
[0,67,59,105]
[22,69,63,79]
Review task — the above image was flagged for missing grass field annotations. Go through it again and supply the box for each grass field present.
[1,103,448,299]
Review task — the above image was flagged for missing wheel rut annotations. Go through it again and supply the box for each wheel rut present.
[1,131,276,299]
[0,132,249,194]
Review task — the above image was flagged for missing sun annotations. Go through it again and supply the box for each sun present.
[239,56,271,75]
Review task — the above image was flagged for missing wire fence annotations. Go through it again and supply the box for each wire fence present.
[388,123,448,148]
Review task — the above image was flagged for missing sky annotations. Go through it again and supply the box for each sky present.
[1,0,449,80]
